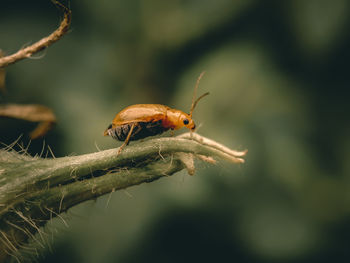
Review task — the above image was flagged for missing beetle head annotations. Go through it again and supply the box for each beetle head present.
[180,113,196,130]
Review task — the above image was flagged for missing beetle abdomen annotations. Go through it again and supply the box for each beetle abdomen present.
[107,120,169,142]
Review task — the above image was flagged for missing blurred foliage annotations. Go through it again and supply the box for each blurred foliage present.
[0,0,349,262]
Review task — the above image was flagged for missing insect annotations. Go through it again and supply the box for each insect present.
[104,72,209,154]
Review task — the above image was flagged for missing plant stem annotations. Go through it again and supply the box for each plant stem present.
[0,133,246,262]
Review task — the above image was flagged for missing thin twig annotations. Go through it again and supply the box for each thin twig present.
[0,1,71,68]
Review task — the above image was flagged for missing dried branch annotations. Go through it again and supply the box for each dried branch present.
[0,1,71,68]
[0,133,246,261]
[0,104,56,123]
[0,104,57,139]
[0,51,5,92]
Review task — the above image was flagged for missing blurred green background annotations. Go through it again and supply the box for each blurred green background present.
[1,0,350,262]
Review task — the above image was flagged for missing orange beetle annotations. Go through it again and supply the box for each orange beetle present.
[104,72,209,152]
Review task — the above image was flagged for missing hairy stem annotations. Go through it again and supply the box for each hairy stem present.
[0,133,246,262]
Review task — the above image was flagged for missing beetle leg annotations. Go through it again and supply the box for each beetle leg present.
[117,122,136,155]
[129,123,142,139]
[124,123,135,146]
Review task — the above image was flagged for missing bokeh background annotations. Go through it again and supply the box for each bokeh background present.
[1,0,350,262]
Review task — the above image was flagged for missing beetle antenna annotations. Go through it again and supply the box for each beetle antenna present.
[191,92,210,117]
[190,72,209,118]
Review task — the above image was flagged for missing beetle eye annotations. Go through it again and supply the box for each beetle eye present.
[183,119,189,125]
